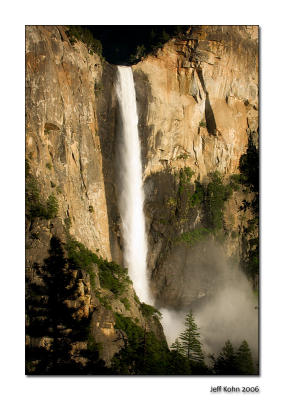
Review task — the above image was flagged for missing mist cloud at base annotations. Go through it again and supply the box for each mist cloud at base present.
[159,243,258,359]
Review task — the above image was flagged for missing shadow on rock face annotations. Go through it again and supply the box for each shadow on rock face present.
[153,239,229,309]
[133,69,153,168]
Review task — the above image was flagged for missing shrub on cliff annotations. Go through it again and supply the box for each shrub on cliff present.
[204,171,232,230]
[239,136,259,194]
[140,303,161,319]
[99,260,130,297]
[25,159,59,221]
[112,313,170,375]
[67,26,103,57]
[66,238,130,296]
[178,227,211,246]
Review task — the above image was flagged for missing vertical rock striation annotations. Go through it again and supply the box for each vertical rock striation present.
[133,25,258,308]
[26,25,112,260]
[25,25,258,370]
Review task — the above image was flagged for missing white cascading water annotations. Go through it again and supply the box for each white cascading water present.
[115,66,152,304]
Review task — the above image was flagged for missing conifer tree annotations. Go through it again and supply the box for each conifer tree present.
[170,338,183,354]
[212,340,237,374]
[178,311,204,363]
[235,340,255,375]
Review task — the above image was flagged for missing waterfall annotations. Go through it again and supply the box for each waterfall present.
[115,66,152,304]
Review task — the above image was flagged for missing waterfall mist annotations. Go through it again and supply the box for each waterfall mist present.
[115,66,152,304]
[160,243,258,359]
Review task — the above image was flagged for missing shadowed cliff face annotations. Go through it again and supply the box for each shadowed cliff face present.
[132,25,258,309]
[26,25,258,369]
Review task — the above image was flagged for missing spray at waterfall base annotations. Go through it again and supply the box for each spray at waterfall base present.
[114,66,258,358]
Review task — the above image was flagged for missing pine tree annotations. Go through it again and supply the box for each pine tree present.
[212,340,237,375]
[170,338,183,354]
[179,311,204,363]
[235,340,255,375]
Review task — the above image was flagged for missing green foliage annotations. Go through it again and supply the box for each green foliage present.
[25,159,59,221]
[165,197,177,210]
[167,349,192,374]
[189,180,205,207]
[66,237,131,296]
[162,29,170,42]
[128,27,181,63]
[66,239,99,268]
[177,168,206,213]
[176,153,189,160]
[179,167,194,194]
[178,311,204,363]
[120,297,131,311]
[211,340,237,374]
[112,313,170,375]
[241,216,259,284]
[238,135,259,285]
[140,303,162,319]
[211,340,255,375]
[67,26,103,57]
[229,174,241,191]
[46,162,52,170]
[99,261,130,297]
[178,227,211,246]
[235,340,255,375]
[129,44,146,62]
[239,136,259,193]
[64,216,72,231]
[94,81,103,92]
[66,239,99,290]
[205,171,232,230]
[199,119,207,128]
[26,161,42,219]
[50,181,56,188]
[114,314,143,343]
[96,293,112,310]
[87,334,102,353]
[133,292,140,304]
[170,338,183,353]
[46,195,59,219]
[242,243,259,283]
[26,236,110,374]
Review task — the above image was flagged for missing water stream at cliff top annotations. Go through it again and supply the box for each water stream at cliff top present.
[115,66,152,304]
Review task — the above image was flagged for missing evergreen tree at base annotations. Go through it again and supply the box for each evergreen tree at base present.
[212,339,255,375]
[179,311,204,364]
[235,340,255,375]
[211,340,237,375]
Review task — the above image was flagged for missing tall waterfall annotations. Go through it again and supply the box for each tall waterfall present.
[115,66,152,304]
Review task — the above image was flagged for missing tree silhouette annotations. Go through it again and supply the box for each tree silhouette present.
[26,236,109,374]
[170,338,183,353]
[211,340,237,375]
[235,340,255,375]
[211,339,255,375]
[179,311,204,364]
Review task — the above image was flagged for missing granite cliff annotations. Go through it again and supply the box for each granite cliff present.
[25,25,258,372]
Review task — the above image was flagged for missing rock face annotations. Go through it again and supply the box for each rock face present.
[26,25,112,260]
[133,25,258,308]
[133,25,258,178]
[25,25,258,370]
[25,26,165,373]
